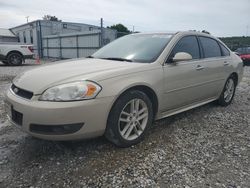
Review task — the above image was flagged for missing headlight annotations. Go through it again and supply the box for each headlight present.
[39,81,101,101]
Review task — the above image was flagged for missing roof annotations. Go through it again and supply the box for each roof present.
[10,20,116,32]
[133,30,213,37]
[0,28,16,37]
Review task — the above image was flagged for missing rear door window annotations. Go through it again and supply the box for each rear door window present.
[170,36,200,60]
[219,43,230,56]
[199,37,221,58]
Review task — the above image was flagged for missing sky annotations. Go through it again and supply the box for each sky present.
[0,0,249,37]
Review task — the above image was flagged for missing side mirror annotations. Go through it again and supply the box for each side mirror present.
[172,52,192,62]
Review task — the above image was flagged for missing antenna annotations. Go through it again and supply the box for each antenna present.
[25,16,29,23]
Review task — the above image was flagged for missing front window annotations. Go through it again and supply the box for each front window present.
[92,34,173,63]
[170,36,200,60]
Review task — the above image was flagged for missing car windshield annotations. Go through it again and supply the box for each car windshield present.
[92,34,173,63]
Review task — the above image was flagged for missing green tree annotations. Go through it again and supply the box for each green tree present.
[43,15,61,22]
[107,24,130,33]
[220,36,250,50]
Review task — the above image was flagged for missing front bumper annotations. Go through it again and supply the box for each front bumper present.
[5,89,115,140]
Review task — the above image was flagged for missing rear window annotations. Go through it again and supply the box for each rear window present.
[199,37,221,58]
[219,43,230,56]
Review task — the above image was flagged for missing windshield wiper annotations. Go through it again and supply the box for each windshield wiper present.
[101,57,133,62]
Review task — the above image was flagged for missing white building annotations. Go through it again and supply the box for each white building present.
[10,20,117,58]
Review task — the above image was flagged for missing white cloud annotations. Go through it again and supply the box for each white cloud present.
[0,0,249,36]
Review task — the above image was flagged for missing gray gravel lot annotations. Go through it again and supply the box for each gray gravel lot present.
[0,60,249,187]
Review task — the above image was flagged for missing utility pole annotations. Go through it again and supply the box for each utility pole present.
[25,16,29,23]
[246,25,249,37]
[133,25,135,33]
[100,18,103,47]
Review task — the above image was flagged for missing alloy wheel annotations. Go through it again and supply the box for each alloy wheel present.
[224,78,235,103]
[118,98,149,141]
[9,54,22,65]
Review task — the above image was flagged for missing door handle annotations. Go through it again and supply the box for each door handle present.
[196,65,204,71]
[224,61,230,66]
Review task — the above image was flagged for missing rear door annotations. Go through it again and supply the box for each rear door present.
[197,36,231,98]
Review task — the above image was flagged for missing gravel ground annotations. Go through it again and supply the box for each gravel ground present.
[0,60,249,187]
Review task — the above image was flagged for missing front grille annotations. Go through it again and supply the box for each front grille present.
[11,108,23,126]
[11,84,33,99]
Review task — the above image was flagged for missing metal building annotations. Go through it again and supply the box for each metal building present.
[0,28,18,42]
[43,31,102,59]
[10,20,117,58]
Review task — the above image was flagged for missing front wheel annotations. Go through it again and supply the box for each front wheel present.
[218,75,237,106]
[105,90,153,147]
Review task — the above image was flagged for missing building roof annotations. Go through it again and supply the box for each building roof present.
[0,28,16,37]
[10,20,116,32]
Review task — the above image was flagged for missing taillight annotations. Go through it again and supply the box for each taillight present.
[28,46,34,53]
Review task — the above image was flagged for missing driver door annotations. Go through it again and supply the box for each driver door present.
[162,35,209,112]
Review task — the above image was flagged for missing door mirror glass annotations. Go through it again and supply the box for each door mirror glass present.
[172,52,192,62]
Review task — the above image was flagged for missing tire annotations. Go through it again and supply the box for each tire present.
[105,90,153,147]
[218,75,237,106]
[7,52,23,66]
[243,61,250,66]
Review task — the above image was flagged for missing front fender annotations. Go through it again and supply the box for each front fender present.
[97,67,164,114]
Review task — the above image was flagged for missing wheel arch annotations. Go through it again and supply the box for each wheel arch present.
[7,50,24,59]
[230,72,238,85]
[107,84,159,121]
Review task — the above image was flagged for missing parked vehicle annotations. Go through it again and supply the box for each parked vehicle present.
[4,31,243,147]
[0,43,34,66]
[235,47,250,65]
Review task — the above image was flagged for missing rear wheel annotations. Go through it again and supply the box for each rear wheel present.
[7,52,23,66]
[218,75,237,106]
[105,90,153,147]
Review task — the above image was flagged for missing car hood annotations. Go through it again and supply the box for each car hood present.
[13,58,149,94]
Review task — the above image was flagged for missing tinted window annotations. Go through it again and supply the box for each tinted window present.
[219,43,230,56]
[171,36,200,59]
[199,37,221,58]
